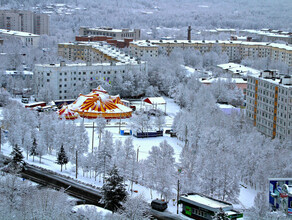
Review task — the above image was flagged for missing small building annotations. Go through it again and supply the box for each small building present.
[0,29,40,47]
[179,193,243,220]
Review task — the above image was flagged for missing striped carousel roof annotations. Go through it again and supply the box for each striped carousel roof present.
[58,105,79,120]
[60,86,132,119]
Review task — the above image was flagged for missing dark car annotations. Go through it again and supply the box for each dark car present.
[151,200,168,212]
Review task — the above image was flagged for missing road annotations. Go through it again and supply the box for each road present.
[20,164,182,219]
[21,164,103,207]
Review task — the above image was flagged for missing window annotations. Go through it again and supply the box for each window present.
[47,73,50,76]
[47,79,50,82]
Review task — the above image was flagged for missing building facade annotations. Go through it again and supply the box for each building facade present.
[246,71,292,140]
[58,42,138,63]
[34,61,148,100]
[0,10,49,35]
[129,40,292,66]
[79,27,140,41]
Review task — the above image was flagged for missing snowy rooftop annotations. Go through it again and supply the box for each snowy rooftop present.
[5,70,33,75]
[200,77,247,84]
[217,63,260,76]
[240,29,292,38]
[131,40,292,51]
[0,29,39,37]
[60,42,139,63]
[81,27,136,33]
[249,74,292,88]
[180,194,233,212]
[35,61,144,68]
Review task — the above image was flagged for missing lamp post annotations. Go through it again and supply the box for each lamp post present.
[92,122,94,152]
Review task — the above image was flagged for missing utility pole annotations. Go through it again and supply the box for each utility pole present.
[177,179,180,214]
[119,113,121,134]
[131,156,135,194]
[75,150,78,179]
[0,127,1,152]
[137,146,140,162]
[92,122,94,152]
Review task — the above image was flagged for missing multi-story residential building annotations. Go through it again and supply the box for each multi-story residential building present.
[58,42,138,63]
[246,70,292,140]
[79,27,140,41]
[129,40,292,66]
[34,60,148,100]
[0,10,49,35]
[0,29,40,48]
[33,13,49,35]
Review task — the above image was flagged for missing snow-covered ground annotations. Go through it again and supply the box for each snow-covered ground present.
[0,97,258,218]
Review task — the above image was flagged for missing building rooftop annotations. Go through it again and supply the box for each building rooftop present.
[217,63,260,77]
[81,27,136,33]
[249,72,292,88]
[0,29,39,37]
[131,40,292,50]
[59,42,140,63]
[180,194,233,212]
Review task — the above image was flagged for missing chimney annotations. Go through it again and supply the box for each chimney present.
[187,26,191,41]
[60,61,66,67]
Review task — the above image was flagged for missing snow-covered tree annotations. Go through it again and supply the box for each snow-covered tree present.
[0,88,11,107]
[144,141,176,200]
[30,138,38,162]
[98,130,114,180]
[115,137,136,182]
[57,145,69,172]
[119,194,150,220]
[95,117,107,150]
[9,144,24,172]
[101,165,127,212]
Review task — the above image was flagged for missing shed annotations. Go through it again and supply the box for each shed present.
[143,97,166,113]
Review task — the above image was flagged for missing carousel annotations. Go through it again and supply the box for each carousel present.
[58,86,132,120]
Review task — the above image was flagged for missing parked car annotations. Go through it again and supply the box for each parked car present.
[21,97,29,103]
[151,199,168,211]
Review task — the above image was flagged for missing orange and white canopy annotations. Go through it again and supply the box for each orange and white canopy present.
[58,105,79,120]
[60,86,132,119]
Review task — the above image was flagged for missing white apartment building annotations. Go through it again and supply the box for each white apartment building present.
[0,10,49,35]
[34,61,148,100]
[79,27,140,41]
[246,71,292,140]
[58,42,138,63]
[129,40,292,66]
[0,29,40,48]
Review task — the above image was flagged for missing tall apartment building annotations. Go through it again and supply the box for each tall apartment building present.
[79,27,140,41]
[0,10,49,35]
[129,40,292,66]
[246,71,292,140]
[34,61,148,100]
[58,42,138,63]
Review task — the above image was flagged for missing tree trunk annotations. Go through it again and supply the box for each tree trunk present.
[61,164,63,172]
